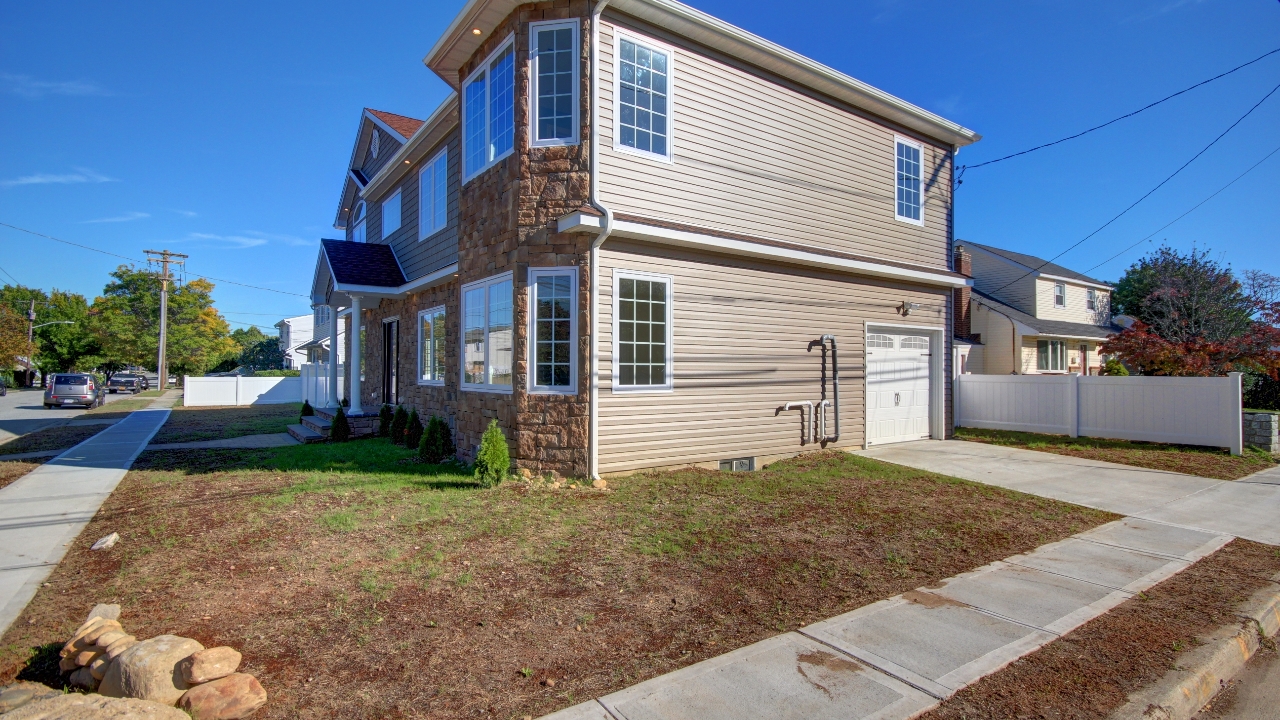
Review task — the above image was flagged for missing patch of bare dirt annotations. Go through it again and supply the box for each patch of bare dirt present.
[0,425,107,456]
[0,459,44,490]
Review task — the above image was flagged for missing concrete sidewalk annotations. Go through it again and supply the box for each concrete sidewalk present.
[542,517,1230,720]
[860,440,1280,545]
[0,408,170,634]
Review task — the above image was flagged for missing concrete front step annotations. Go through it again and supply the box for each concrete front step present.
[300,415,331,435]
[286,424,324,444]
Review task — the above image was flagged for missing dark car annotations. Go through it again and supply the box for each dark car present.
[107,373,145,393]
[44,373,105,409]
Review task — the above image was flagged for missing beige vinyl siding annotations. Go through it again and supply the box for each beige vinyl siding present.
[597,239,951,474]
[1021,338,1102,375]
[595,14,953,270]
[1034,278,1111,325]
[970,302,1016,375]
[969,248,1036,314]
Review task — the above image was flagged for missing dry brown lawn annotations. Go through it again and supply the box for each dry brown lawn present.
[0,459,44,491]
[150,404,301,444]
[0,424,109,457]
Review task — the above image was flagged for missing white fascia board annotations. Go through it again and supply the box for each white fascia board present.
[557,211,969,288]
[1037,273,1112,291]
[361,95,459,201]
[333,263,460,299]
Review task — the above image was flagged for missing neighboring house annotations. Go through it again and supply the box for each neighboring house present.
[956,241,1121,376]
[275,314,314,370]
[294,304,347,365]
[310,0,980,478]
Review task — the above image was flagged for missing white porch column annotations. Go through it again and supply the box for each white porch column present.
[327,304,340,408]
[348,295,363,416]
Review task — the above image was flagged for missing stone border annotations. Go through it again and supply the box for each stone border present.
[1106,571,1280,720]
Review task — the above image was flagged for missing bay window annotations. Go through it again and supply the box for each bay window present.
[531,20,579,146]
[462,273,513,391]
[463,37,515,181]
[418,306,446,385]
[529,268,577,393]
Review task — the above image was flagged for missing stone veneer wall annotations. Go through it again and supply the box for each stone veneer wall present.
[1243,412,1279,453]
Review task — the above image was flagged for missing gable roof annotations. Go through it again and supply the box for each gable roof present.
[321,240,407,288]
[366,108,425,140]
[334,108,427,230]
[965,242,1110,288]
[972,289,1121,341]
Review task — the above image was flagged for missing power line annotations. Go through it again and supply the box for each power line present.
[989,79,1280,296]
[1083,143,1280,275]
[0,222,309,298]
[958,46,1280,177]
[0,263,20,286]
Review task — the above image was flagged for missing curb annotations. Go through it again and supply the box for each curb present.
[1107,572,1280,720]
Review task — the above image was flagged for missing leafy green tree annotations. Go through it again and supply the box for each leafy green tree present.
[0,284,103,378]
[240,337,284,372]
[474,419,510,487]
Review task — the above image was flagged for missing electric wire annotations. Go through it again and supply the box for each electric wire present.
[1083,143,1280,275]
[958,46,1280,177]
[988,79,1280,296]
[0,263,21,286]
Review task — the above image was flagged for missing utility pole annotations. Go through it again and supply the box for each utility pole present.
[144,249,188,388]
[26,299,35,386]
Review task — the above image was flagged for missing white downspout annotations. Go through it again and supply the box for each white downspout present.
[588,0,615,480]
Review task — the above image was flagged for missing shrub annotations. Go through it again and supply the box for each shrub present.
[390,405,408,446]
[378,404,393,437]
[331,407,351,442]
[1245,371,1280,411]
[300,400,315,418]
[474,419,510,487]
[1101,357,1130,376]
[405,409,424,450]
[420,415,456,464]
[253,369,301,377]
[341,396,350,408]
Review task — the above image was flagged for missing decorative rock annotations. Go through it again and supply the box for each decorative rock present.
[0,681,62,713]
[61,617,111,656]
[0,693,189,719]
[68,666,97,690]
[89,654,112,680]
[592,479,607,489]
[90,533,120,551]
[99,635,204,706]
[103,635,137,660]
[177,673,267,720]
[82,621,122,646]
[95,630,127,648]
[74,649,103,667]
[180,647,242,685]
[86,603,122,622]
[58,655,79,673]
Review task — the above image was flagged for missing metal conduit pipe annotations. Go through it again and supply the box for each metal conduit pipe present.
[588,0,616,480]
[821,334,840,443]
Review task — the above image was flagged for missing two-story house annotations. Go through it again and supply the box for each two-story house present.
[275,314,314,370]
[309,0,981,478]
[957,241,1121,376]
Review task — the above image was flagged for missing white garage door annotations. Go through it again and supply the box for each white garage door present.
[867,332,932,445]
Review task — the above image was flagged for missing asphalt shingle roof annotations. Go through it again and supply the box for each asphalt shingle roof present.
[972,289,1123,340]
[965,241,1107,286]
[366,108,425,140]
[321,239,406,288]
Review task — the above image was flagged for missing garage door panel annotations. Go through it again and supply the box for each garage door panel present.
[866,332,931,446]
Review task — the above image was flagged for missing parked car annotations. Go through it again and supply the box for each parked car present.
[107,373,145,393]
[44,373,106,409]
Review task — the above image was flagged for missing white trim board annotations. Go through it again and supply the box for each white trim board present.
[559,211,969,289]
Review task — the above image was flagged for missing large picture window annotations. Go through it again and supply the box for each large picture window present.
[529,268,577,393]
[463,38,516,181]
[895,137,923,225]
[531,20,579,146]
[418,306,446,385]
[419,149,448,239]
[613,270,673,392]
[1037,339,1066,372]
[381,190,402,239]
[614,33,672,161]
[462,273,513,392]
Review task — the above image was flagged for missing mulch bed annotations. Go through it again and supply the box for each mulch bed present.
[919,538,1280,720]
[0,425,107,457]
[0,446,1112,719]
[149,404,301,444]
[0,459,45,491]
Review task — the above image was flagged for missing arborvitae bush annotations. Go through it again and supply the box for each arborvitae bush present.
[331,406,351,442]
[300,400,315,418]
[419,415,456,464]
[341,396,350,408]
[378,404,394,437]
[1102,357,1130,376]
[390,405,408,445]
[474,419,510,487]
[405,409,424,450]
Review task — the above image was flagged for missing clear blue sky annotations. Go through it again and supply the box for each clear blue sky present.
[2,0,1277,332]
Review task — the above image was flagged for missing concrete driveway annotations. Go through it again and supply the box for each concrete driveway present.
[859,441,1280,546]
[0,387,137,445]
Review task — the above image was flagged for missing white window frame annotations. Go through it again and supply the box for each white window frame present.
[529,20,580,148]
[1086,288,1097,311]
[1053,282,1066,308]
[419,148,449,240]
[894,136,924,226]
[461,34,517,183]
[611,268,674,393]
[351,201,366,243]
[417,305,447,386]
[460,272,514,394]
[612,30,675,164]
[1037,339,1067,372]
[381,189,402,239]
[527,267,578,394]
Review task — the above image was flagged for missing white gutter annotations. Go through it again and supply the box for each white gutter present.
[330,263,459,299]
[588,0,616,481]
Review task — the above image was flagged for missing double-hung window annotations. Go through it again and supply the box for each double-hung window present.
[1053,282,1066,308]
[1037,339,1066,372]
[418,305,446,385]
[461,273,513,391]
[350,202,366,243]
[615,33,672,161]
[895,137,923,224]
[1086,288,1097,311]
[463,37,516,181]
[613,270,673,391]
[419,149,448,239]
[529,268,577,393]
[531,20,579,146]
[382,190,402,239]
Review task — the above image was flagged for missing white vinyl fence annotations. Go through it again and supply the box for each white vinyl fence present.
[299,362,344,407]
[183,375,302,407]
[955,372,1243,455]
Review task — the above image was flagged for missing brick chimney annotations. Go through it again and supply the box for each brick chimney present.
[953,244,972,340]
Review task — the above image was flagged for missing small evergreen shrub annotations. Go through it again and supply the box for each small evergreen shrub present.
[378,404,394,437]
[405,409,424,450]
[300,400,315,419]
[341,396,350,408]
[331,406,351,442]
[390,405,408,446]
[474,419,510,487]
[419,415,456,464]
[1101,357,1129,376]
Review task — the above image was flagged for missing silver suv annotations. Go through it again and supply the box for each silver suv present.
[44,373,105,409]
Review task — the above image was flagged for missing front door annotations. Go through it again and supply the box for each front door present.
[866,332,932,445]
[382,320,398,404]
